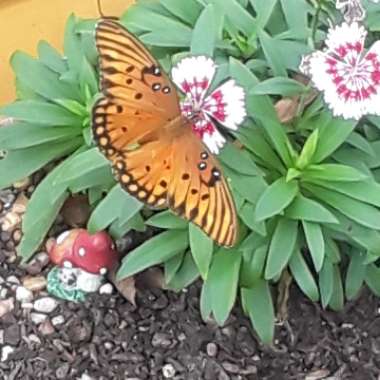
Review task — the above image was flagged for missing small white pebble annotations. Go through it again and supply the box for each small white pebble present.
[30,312,48,325]
[21,302,34,309]
[16,286,34,303]
[0,330,4,345]
[0,287,8,299]
[77,374,94,380]
[0,298,14,318]
[99,283,113,295]
[0,276,4,284]
[51,315,65,326]
[27,334,41,345]
[162,364,176,379]
[1,345,15,362]
[6,276,20,285]
[33,297,58,313]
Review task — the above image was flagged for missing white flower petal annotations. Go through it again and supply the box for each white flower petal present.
[203,80,246,130]
[202,129,226,155]
[325,22,367,55]
[171,56,216,103]
[307,36,380,120]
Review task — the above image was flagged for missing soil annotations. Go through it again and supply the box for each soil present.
[1,254,380,380]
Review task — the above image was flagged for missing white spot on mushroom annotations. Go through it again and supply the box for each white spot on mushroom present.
[100,267,107,275]
[78,247,86,257]
[63,260,73,268]
[56,231,70,245]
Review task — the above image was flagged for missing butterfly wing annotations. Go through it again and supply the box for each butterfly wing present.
[92,20,237,246]
[169,127,237,246]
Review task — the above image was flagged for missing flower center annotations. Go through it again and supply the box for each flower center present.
[326,43,380,102]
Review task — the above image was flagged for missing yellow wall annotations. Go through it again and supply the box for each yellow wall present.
[0,0,133,105]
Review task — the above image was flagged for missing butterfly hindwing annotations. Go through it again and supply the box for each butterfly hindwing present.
[92,20,238,246]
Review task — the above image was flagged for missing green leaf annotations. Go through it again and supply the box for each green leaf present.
[240,202,267,236]
[319,259,334,308]
[226,168,268,204]
[166,252,199,291]
[305,184,380,230]
[0,100,82,126]
[64,14,85,77]
[0,138,81,190]
[237,127,285,173]
[200,280,213,321]
[117,230,189,279]
[11,51,81,101]
[329,265,344,311]
[189,224,214,280]
[18,160,70,261]
[164,251,185,284]
[285,195,338,224]
[160,0,203,24]
[258,31,287,77]
[88,185,142,233]
[303,164,368,183]
[265,218,298,279]
[219,143,262,176]
[255,178,298,221]
[345,251,366,300]
[38,41,67,74]
[0,123,80,150]
[191,4,217,56]
[328,211,380,256]
[250,77,306,96]
[366,264,380,296]
[309,180,380,208]
[146,210,188,229]
[241,280,275,343]
[296,129,319,169]
[240,244,268,287]
[289,249,319,302]
[312,113,357,163]
[212,0,255,36]
[302,221,325,272]
[250,0,278,28]
[55,148,109,184]
[122,6,193,47]
[208,248,242,325]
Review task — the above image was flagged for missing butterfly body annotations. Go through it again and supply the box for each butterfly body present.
[93,20,246,246]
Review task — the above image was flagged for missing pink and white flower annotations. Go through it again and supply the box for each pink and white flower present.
[171,56,246,154]
[301,22,380,120]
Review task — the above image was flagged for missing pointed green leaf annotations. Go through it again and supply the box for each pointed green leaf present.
[191,4,217,56]
[146,210,188,229]
[189,224,214,280]
[289,249,319,301]
[208,248,242,325]
[265,218,298,279]
[302,221,325,272]
[255,178,298,221]
[117,230,189,279]
[285,195,338,224]
[241,280,275,343]
[345,251,366,300]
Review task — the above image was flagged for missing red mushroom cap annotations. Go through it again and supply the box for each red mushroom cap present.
[48,229,119,275]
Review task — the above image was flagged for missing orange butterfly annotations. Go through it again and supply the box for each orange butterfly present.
[92,20,246,247]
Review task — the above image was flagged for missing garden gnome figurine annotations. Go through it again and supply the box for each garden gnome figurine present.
[47,229,118,302]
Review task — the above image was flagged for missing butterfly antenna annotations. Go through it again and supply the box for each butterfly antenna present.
[96,0,119,20]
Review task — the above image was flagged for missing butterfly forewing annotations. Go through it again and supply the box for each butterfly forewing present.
[92,20,238,246]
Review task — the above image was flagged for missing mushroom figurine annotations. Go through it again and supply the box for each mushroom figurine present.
[46,229,119,302]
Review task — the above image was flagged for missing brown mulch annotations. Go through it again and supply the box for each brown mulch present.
[1,253,380,380]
